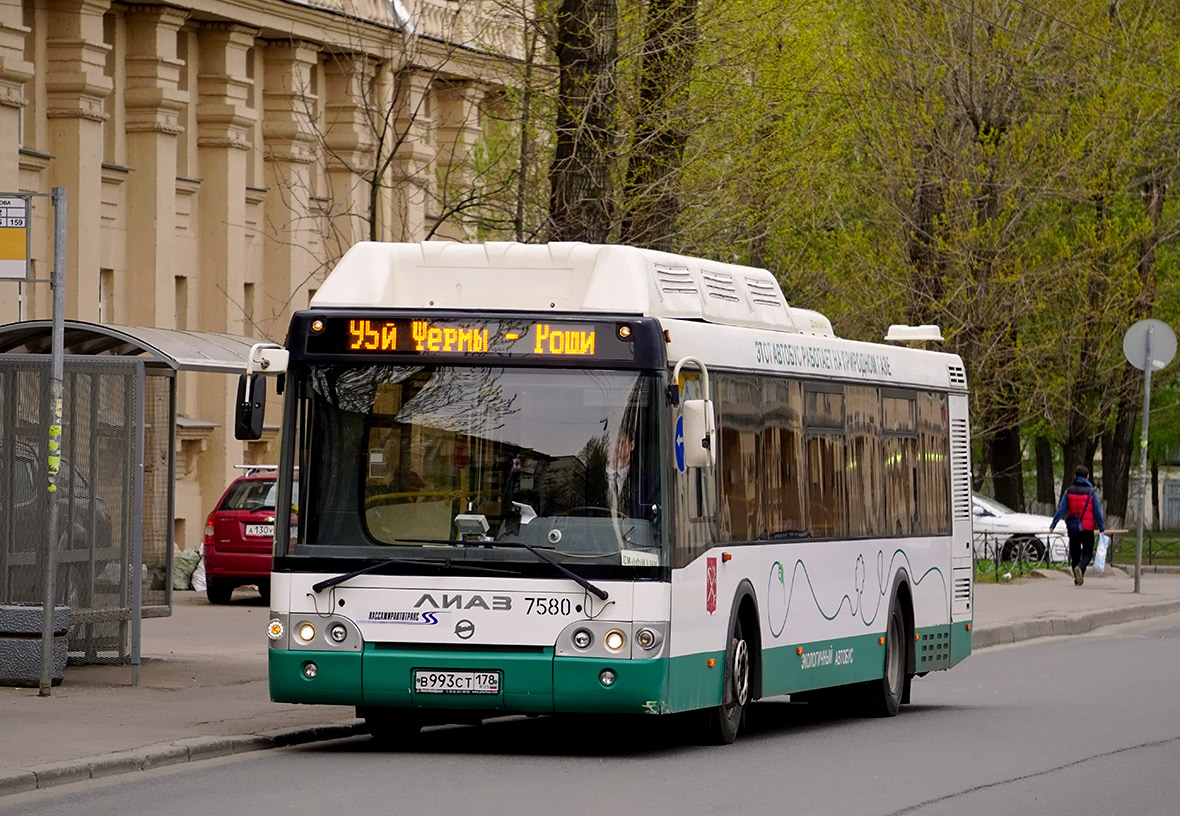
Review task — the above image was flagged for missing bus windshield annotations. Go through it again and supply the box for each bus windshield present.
[287,364,665,567]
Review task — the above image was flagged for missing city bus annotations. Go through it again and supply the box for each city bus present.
[239,241,973,745]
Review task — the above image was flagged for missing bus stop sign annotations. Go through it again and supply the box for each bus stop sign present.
[0,195,30,279]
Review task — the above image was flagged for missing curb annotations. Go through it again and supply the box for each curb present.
[973,598,1180,649]
[0,720,366,798]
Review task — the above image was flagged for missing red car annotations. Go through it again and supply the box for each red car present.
[202,469,290,604]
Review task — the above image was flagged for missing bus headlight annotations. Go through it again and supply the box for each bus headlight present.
[295,621,316,643]
[572,628,593,649]
[603,629,626,653]
[328,623,348,643]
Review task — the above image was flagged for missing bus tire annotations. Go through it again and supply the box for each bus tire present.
[867,599,909,717]
[362,707,422,745]
[707,617,751,745]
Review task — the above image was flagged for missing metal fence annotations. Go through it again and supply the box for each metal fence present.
[0,355,171,664]
[1109,532,1180,567]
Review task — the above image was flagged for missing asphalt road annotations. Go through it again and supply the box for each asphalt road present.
[5,612,1179,816]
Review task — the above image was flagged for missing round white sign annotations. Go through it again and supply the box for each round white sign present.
[1123,318,1177,371]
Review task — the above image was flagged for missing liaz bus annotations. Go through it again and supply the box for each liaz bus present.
[238,241,973,745]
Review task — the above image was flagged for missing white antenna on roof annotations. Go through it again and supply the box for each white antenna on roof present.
[884,324,944,344]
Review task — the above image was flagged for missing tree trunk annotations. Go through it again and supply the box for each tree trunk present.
[1104,370,1140,521]
[1060,191,1110,487]
[1034,435,1055,506]
[548,0,619,243]
[905,150,946,326]
[990,423,1024,511]
[514,27,540,242]
[1108,171,1164,519]
[619,0,698,251]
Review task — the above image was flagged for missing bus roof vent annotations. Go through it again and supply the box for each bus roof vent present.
[948,364,967,388]
[745,276,784,308]
[654,264,698,295]
[702,268,741,303]
[311,241,808,333]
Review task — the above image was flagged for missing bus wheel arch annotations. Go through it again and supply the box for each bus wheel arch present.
[707,580,761,744]
[733,583,763,701]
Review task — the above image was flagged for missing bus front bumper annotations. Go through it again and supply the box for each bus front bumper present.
[269,646,670,715]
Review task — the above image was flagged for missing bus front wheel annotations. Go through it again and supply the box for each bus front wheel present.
[707,618,750,745]
[362,707,422,746]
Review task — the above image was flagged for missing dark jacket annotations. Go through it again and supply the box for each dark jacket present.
[1051,477,1105,533]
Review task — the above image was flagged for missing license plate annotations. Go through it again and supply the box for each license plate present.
[414,670,501,695]
[245,524,274,538]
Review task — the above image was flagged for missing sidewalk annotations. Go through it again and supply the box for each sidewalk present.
[4,567,1180,796]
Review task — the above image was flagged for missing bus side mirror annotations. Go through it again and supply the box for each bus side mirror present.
[681,398,716,468]
[235,373,265,440]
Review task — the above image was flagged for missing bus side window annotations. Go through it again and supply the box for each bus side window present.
[718,374,762,542]
[804,385,847,539]
[763,379,805,538]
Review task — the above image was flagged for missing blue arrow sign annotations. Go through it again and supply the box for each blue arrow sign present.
[675,415,686,473]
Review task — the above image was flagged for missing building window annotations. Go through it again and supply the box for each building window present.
[175,275,188,330]
[243,282,255,336]
[99,268,115,323]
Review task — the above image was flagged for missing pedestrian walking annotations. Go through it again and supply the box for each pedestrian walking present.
[1050,465,1106,586]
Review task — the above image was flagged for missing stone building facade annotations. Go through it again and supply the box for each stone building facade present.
[0,0,518,555]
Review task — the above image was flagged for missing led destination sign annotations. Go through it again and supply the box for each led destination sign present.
[299,314,652,364]
[347,319,597,356]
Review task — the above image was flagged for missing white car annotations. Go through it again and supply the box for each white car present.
[971,493,1068,564]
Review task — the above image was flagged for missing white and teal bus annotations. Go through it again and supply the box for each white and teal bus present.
[240,242,973,744]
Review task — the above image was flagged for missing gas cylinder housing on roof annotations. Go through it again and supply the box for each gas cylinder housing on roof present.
[310,241,827,335]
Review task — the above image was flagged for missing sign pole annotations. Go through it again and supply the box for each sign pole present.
[1134,327,1154,595]
[39,187,66,695]
[1123,319,1176,596]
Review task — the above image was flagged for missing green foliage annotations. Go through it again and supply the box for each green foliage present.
[466,0,1180,509]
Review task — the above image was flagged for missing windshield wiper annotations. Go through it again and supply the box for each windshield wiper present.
[490,539,609,601]
[311,554,516,593]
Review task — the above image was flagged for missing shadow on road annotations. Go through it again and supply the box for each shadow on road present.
[304,697,951,759]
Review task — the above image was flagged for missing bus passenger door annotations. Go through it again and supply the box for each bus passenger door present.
[667,371,724,713]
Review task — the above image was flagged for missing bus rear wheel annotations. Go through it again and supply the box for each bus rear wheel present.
[707,618,750,745]
[867,602,908,717]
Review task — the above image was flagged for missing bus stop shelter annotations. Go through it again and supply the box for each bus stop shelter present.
[0,320,256,676]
